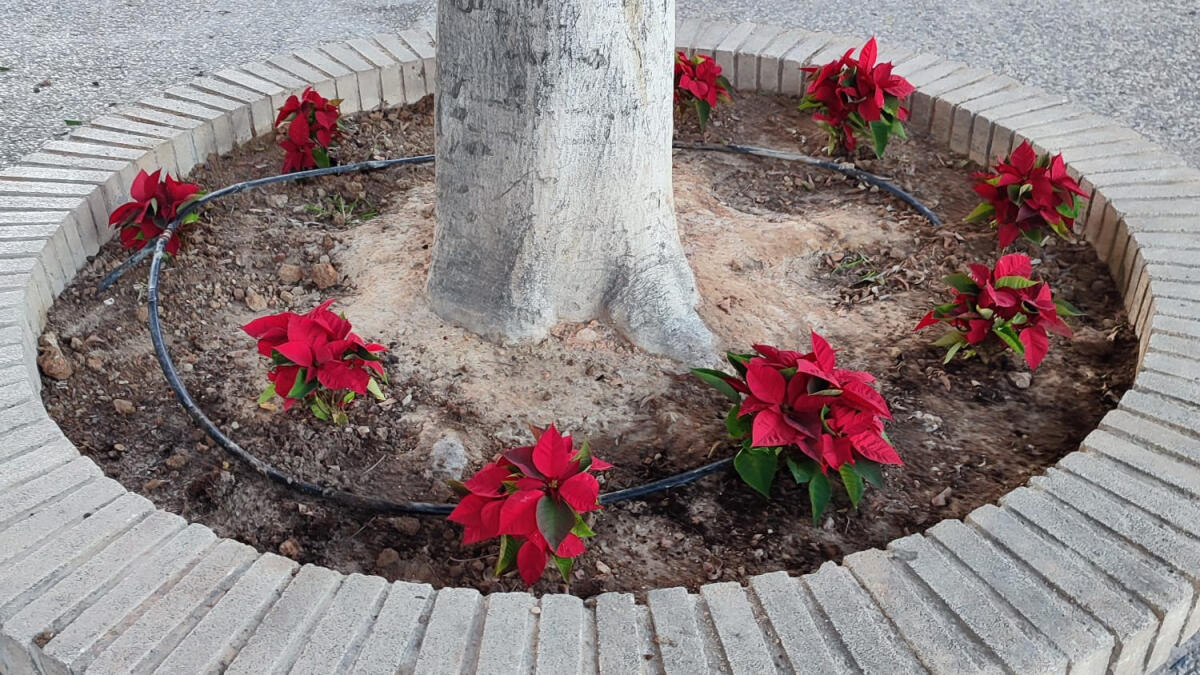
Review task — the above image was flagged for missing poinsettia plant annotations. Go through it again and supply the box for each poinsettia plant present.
[243,299,387,423]
[108,169,202,255]
[968,140,1089,248]
[693,332,900,522]
[916,253,1078,369]
[798,37,914,157]
[275,86,343,173]
[448,425,612,586]
[674,51,732,132]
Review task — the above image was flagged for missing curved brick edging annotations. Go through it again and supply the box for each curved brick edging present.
[0,20,1198,674]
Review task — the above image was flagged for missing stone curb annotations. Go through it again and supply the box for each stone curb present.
[0,21,1197,675]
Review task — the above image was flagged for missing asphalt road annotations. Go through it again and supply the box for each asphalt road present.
[1,2,1198,670]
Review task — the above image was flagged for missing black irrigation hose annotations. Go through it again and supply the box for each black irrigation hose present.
[672,142,943,227]
[99,155,435,291]
[131,144,935,517]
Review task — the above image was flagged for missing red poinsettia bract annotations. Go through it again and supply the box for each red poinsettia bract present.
[798,37,914,157]
[915,253,1077,369]
[674,51,732,132]
[243,299,387,423]
[448,425,613,586]
[107,169,202,255]
[693,331,899,521]
[968,140,1090,248]
[274,86,343,173]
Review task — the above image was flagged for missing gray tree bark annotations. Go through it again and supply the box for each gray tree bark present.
[428,0,715,365]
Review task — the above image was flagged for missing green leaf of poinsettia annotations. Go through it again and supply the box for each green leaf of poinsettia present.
[942,340,965,364]
[932,330,967,347]
[855,458,885,488]
[786,455,818,484]
[965,201,996,224]
[536,495,576,553]
[256,383,277,404]
[692,368,740,402]
[809,472,832,524]
[367,377,385,400]
[495,534,519,576]
[551,554,573,583]
[1056,197,1079,219]
[995,275,1040,289]
[695,100,711,132]
[942,273,980,294]
[287,374,319,401]
[310,401,330,421]
[312,146,331,169]
[725,404,751,439]
[1054,298,1084,316]
[727,352,752,377]
[734,446,779,498]
[574,439,594,471]
[839,464,865,509]
[993,324,1025,354]
[868,120,892,158]
[571,514,596,539]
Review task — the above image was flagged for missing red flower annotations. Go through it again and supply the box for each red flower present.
[275,86,342,173]
[738,332,897,470]
[107,169,202,255]
[243,299,387,420]
[969,141,1089,248]
[447,425,613,586]
[674,51,732,132]
[799,37,913,157]
[917,253,1075,369]
[694,334,897,522]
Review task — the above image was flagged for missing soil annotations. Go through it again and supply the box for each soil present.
[41,93,1137,598]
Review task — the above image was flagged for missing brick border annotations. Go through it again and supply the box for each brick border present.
[1,22,1198,674]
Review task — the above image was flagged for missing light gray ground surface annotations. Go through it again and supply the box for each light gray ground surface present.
[1,1,1198,672]
[1,0,1198,168]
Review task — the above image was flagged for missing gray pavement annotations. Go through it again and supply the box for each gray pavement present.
[1,0,1198,168]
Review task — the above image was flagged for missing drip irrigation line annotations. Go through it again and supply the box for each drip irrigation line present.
[99,155,435,291]
[131,143,936,517]
[671,142,943,227]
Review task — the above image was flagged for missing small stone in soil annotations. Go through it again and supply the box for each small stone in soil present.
[310,262,339,289]
[389,516,420,536]
[113,399,136,414]
[37,333,73,380]
[931,487,953,506]
[279,538,302,557]
[245,291,268,311]
[376,548,400,567]
[429,433,468,480]
[278,263,302,284]
[1008,372,1032,389]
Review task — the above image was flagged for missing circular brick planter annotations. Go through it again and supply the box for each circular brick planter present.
[1,21,1198,675]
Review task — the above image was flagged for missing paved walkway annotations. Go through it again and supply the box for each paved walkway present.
[0,1,1197,167]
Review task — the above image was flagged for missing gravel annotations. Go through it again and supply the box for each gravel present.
[1,1,1197,168]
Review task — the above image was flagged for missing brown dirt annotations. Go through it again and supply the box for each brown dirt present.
[41,93,1136,598]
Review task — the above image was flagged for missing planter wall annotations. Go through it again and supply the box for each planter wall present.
[0,20,1198,675]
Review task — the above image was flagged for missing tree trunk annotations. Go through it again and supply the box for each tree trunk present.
[429,0,715,365]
